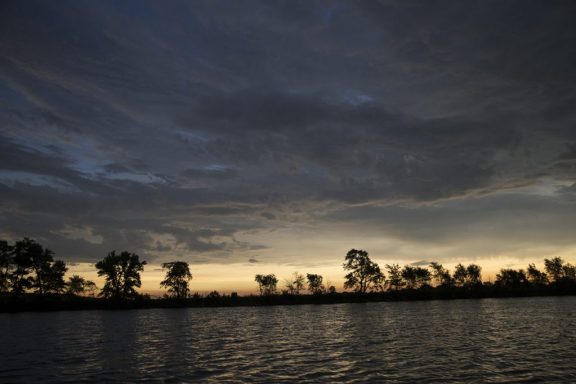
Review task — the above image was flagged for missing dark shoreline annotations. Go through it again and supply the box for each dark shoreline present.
[2,284,576,313]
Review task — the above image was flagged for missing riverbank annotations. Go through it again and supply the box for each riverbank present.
[2,283,576,313]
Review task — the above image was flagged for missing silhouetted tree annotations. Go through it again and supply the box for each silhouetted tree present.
[95,251,147,299]
[29,242,55,294]
[343,249,384,293]
[84,280,98,296]
[66,275,97,296]
[10,238,36,294]
[453,263,482,288]
[401,265,418,289]
[0,238,66,295]
[285,272,306,295]
[67,275,85,295]
[429,262,453,287]
[543,257,576,283]
[453,263,467,287]
[0,240,13,292]
[160,261,192,299]
[255,274,278,295]
[544,257,564,282]
[526,263,548,285]
[466,264,482,287]
[562,263,576,281]
[415,266,431,288]
[386,263,404,290]
[495,269,528,287]
[41,260,68,294]
[401,265,431,289]
[306,273,324,295]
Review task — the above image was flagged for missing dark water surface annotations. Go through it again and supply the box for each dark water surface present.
[1,296,576,383]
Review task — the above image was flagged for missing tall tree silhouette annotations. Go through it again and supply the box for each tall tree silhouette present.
[285,272,306,295]
[466,264,482,287]
[453,263,482,288]
[0,240,13,292]
[95,251,146,299]
[41,260,68,294]
[255,274,278,295]
[160,261,192,299]
[10,238,36,294]
[306,273,324,295]
[544,257,576,283]
[544,257,564,282]
[453,263,467,287]
[562,263,576,281]
[401,265,418,289]
[29,242,55,295]
[415,267,431,288]
[1,238,67,295]
[343,249,384,293]
[385,264,404,290]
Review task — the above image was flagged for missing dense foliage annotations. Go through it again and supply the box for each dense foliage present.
[95,251,146,299]
[160,261,192,299]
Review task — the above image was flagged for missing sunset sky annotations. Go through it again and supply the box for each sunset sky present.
[1,1,576,295]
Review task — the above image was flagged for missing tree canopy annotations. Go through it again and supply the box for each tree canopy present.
[343,249,384,293]
[95,251,146,299]
[67,275,97,296]
[306,273,324,295]
[0,238,67,295]
[255,274,278,295]
[160,261,193,299]
[0,240,13,292]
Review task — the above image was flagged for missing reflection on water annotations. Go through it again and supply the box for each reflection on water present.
[1,297,576,383]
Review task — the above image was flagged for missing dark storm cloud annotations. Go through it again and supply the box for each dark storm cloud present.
[1,0,576,263]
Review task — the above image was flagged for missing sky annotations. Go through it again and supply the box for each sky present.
[1,0,576,295]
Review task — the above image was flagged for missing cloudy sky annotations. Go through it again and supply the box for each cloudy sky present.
[1,0,576,293]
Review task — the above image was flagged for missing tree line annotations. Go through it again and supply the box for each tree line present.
[251,249,576,296]
[0,238,193,300]
[2,239,576,304]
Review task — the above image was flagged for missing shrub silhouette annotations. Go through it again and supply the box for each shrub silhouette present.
[284,272,305,295]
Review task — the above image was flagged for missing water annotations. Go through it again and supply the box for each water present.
[1,297,576,383]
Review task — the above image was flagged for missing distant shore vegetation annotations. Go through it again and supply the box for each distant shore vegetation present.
[1,238,576,312]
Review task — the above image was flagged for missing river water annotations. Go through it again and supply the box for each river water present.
[1,296,575,383]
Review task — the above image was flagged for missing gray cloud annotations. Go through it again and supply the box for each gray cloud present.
[1,0,576,265]
[410,260,431,267]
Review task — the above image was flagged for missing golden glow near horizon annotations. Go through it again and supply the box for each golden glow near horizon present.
[68,249,576,297]
[57,183,576,297]
[43,172,576,297]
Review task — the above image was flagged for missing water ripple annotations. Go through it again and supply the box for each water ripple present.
[1,297,576,383]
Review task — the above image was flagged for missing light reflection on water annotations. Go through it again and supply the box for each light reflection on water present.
[1,296,576,383]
